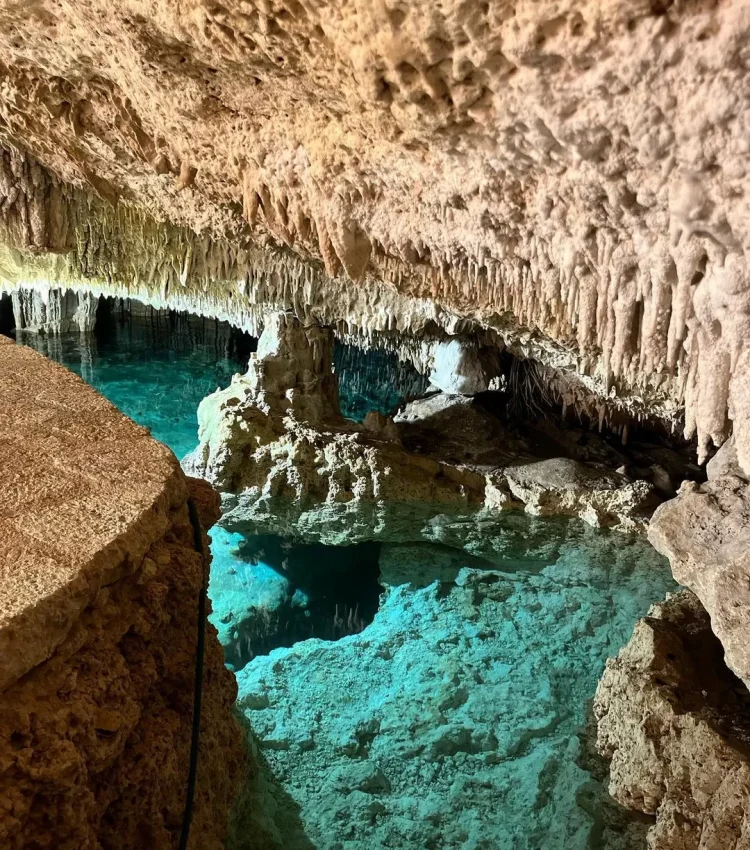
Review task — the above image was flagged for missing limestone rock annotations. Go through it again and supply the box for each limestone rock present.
[429,338,491,396]
[184,313,656,544]
[0,337,246,850]
[502,458,655,531]
[12,287,98,334]
[649,437,750,689]
[0,2,747,463]
[595,590,750,850]
[250,312,340,425]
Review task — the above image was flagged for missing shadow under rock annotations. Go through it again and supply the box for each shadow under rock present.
[229,714,318,850]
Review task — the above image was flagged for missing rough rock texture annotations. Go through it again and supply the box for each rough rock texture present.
[595,590,750,850]
[0,2,747,461]
[182,313,490,544]
[11,286,98,334]
[0,336,246,849]
[649,437,750,689]
[233,530,675,850]
[184,312,656,542]
[429,337,493,395]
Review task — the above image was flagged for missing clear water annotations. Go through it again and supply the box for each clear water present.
[11,311,677,850]
[332,343,429,421]
[14,313,245,459]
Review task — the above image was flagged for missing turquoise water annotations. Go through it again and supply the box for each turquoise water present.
[12,310,677,850]
[13,310,427,457]
[14,316,244,459]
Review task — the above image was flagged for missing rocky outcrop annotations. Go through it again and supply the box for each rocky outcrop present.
[593,432,750,850]
[649,437,750,690]
[595,590,750,850]
[0,336,246,849]
[428,337,495,395]
[0,3,747,463]
[184,312,657,544]
[12,286,98,334]
[180,312,482,539]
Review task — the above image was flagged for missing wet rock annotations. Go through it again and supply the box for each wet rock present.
[235,532,675,850]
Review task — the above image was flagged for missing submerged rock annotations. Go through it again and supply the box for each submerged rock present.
[234,528,675,850]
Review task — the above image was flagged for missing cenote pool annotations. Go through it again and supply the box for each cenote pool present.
[13,307,676,850]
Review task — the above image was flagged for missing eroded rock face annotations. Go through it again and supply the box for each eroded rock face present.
[595,590,750,850]
[0,2,747,464]
[0,336,246,850]
[184,311,657,543]
[0,479,245,850]
[649,438,750,690]
[12,287,98,334]
[182,314,490,545]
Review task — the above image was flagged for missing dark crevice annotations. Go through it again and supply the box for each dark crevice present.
[0,292,14,337]
[214,535,382,672]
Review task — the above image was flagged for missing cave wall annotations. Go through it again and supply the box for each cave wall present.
[0,336,246,849]
[0,0,747,464]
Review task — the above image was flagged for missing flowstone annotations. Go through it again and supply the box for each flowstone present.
[186,312,658,545]
[234,524,676,850]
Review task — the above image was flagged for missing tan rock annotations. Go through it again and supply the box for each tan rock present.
[595,590,750,850]
[0,337,246,850]
[649,437,750,689]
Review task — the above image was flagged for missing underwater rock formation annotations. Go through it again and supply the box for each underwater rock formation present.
[595,590,750,850]
[234,531,675,850]
[649,437,750,690]
[207,530,380,672]
[0,337,245,850]
[0,1,747,461]
[185,312,656,543]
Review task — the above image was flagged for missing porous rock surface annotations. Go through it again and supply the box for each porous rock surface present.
[595,590,750,850]
[184,311,656,542]
[0,336,245,850]
[0,1,747,463]
[233,530,675,850]
[649,437,750,690]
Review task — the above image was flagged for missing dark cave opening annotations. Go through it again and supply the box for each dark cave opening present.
[0,292,14,337]
[211,533,383,672]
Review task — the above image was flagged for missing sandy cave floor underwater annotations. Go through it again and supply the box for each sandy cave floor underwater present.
[12,308,678,850]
